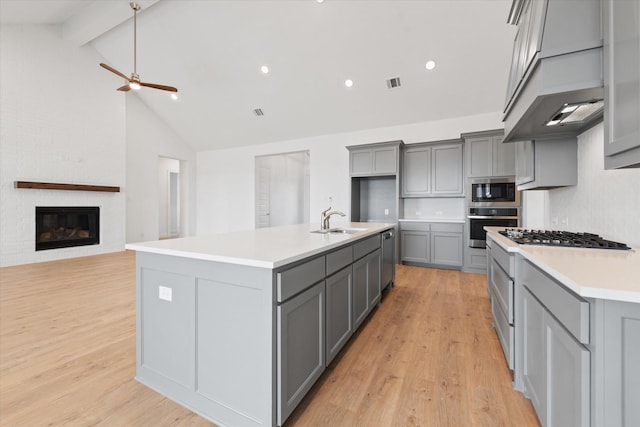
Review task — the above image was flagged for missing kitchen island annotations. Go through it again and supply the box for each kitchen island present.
[125,222,394,427]
[485,227,640,427]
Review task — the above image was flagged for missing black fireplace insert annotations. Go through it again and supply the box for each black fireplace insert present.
[35,206,100,251]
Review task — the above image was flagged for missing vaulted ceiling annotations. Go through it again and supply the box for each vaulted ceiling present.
[0,0,516,151]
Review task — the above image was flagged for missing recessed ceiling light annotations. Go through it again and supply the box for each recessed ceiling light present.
[316,0,325,3]
[344,79,353,88]
[261,65,269,74]
[170,93,178,100]
[425,60,436,71]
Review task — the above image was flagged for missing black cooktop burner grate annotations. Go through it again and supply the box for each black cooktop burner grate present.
[499,229,631,250]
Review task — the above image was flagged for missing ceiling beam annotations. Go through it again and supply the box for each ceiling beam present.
[62,0,160,46]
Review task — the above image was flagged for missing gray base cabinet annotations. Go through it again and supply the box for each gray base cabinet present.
[353,249,381,329]
[520,258,591,427]
[593,299,640,427]
[134,228,392,427]
[277,281,325,426]
[400,222,463,269]
[486,236,515,369]
[325,266,353,365]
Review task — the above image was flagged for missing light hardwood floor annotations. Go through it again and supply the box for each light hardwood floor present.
[0,251,539,426]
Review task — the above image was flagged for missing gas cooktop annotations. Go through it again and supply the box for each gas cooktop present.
[499,229,632,250]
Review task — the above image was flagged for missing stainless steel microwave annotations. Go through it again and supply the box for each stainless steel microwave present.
[468,177,520,207]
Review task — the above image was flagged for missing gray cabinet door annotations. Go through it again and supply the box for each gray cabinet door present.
[432,144,463,195]
[466,136,493,178]
[400,231,429,264]
[604,0,640,169]
[493,136,516,177]
[372,146,397,174]
[545,311,590,427]
[325,266,353,365]
[350,149,373,175]
[522,286,546,423]
[277,280,325,425]
[430,232,462,266]
[352,256,369,328]
[366,249,381,309]
[402,146,431,197]
[598,300,640,427]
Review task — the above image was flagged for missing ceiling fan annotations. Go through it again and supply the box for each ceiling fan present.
[100,2,177,93]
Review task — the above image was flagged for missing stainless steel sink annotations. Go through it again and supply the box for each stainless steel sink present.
[311,227,366,235]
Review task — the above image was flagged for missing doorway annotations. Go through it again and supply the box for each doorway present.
[255,151,310,228]
[158,156,180,238]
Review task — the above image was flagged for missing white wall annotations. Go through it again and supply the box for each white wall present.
[197,112,502,234]
[0,25,126,266]
[542,123,640,248]
[126,95,196,243]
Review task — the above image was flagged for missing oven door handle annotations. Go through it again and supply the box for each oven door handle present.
[467,215,520,220]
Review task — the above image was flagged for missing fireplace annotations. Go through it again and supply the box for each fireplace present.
[35,207,100,251]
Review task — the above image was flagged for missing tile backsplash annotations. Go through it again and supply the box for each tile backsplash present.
[545,123,640,248]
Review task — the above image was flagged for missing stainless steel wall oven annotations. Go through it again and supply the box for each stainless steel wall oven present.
[468,207,519,248]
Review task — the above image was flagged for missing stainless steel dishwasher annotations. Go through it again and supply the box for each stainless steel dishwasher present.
[381,229,395,290]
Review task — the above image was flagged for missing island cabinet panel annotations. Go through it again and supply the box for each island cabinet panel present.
[135,252,275,427]
[325,265,353,364]
[196,278,268,420]
[277,280,325,426]
[140,269,196,389]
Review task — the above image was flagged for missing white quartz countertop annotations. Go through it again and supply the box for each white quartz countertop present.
[125,222,395,269]
[399,218,466,223]
[485,227,640,303]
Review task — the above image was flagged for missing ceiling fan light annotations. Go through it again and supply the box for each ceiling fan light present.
[129,81,141,90]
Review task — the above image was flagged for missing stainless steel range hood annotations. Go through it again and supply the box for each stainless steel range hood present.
[502,0,603,143]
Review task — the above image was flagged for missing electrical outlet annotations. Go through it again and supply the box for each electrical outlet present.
[436,211,443,216]
[561,217,569,226]
[384,209,389,215]
[159,285,172,302]
[415,211,421,216]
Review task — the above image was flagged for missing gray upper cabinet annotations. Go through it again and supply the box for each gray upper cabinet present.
[402,141,463,197]
[348,141,402,176]
[515,137,577,190]
[464,131,515,178]
[603,0,640,169]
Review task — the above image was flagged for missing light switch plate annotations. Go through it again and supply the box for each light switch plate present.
[159,285,172,302]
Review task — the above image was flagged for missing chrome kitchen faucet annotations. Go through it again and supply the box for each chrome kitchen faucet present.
[320,207,346,230]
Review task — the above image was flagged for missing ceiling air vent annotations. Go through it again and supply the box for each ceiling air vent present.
[386,77,401,89]
[253,108,264,117]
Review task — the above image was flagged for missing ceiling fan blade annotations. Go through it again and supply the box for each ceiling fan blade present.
[117,84,131,92]
[139,81,178,92]
[100,63,130,81]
